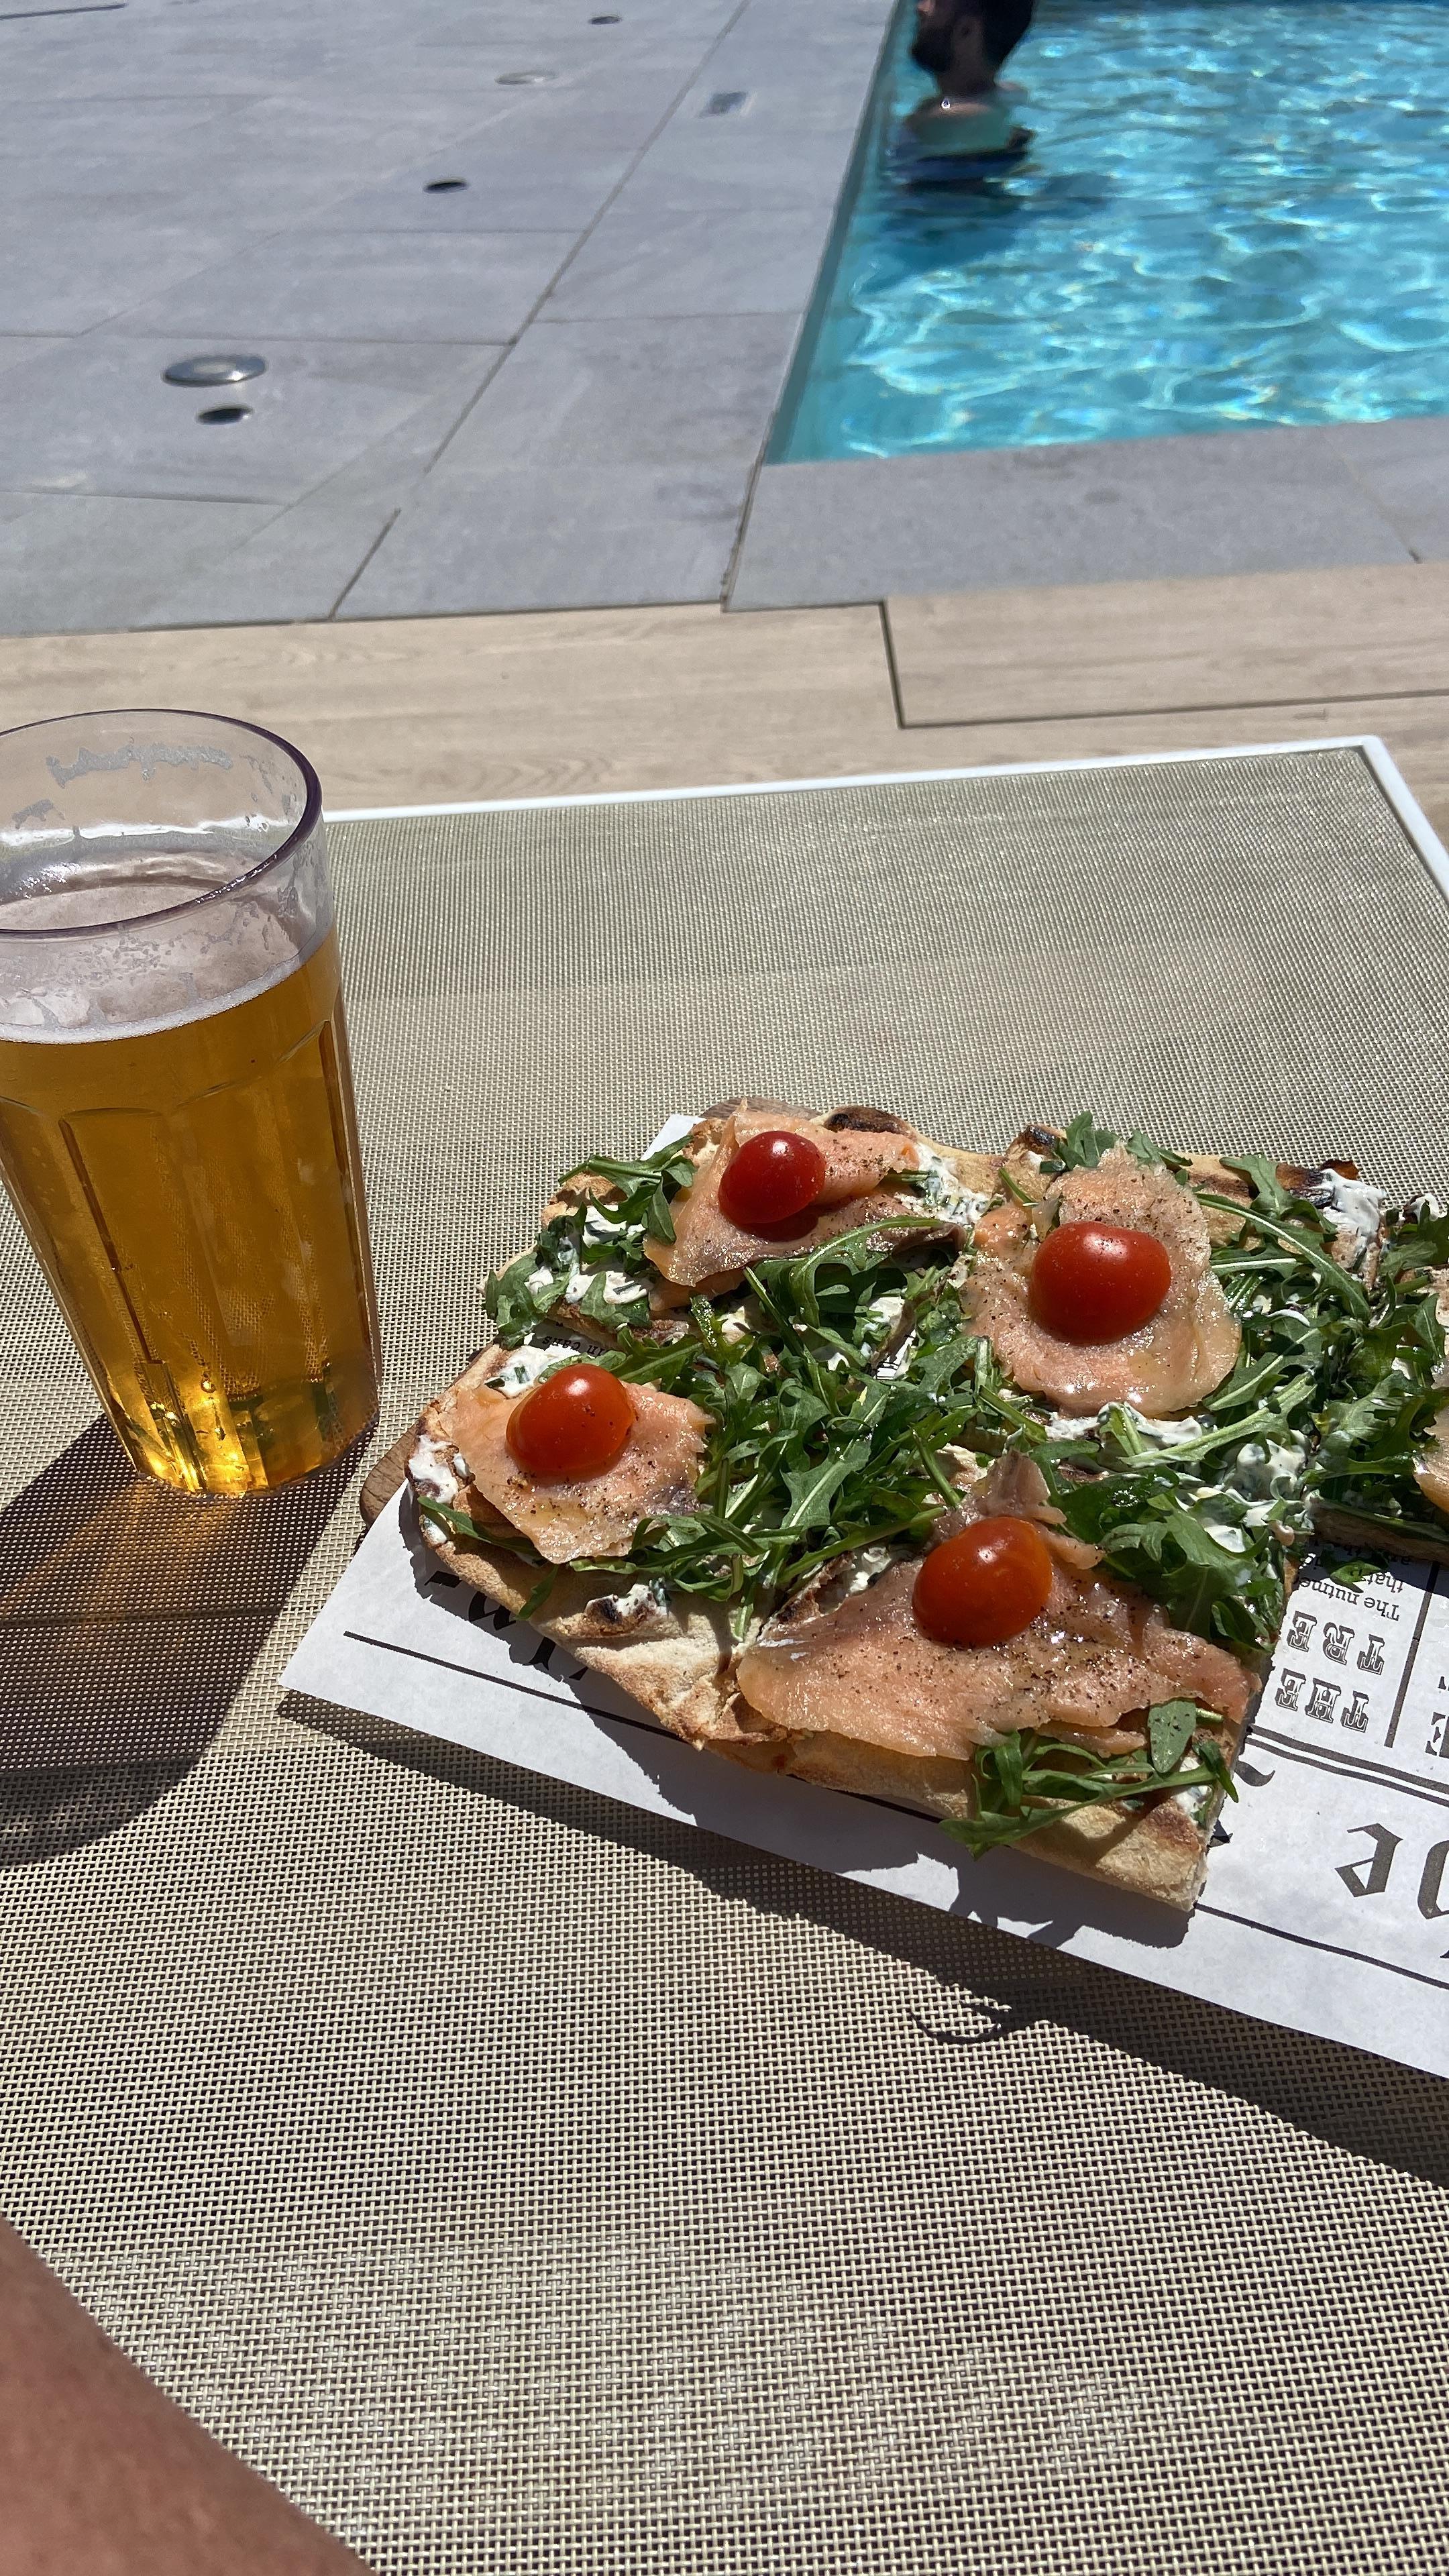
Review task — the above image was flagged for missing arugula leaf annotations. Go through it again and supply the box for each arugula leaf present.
[1125,1130,1190,1171]
[519,1572,557,1621]
[1198,1189,1368,1320]
[1051,1112,1117,1172]
[1047,1464,1285,1650]
[483,1140,698,1344]
[570,1266,651,1331]
[943,1722,1238,1859]
[415,1493,547,1563]
[560,1146,696,1197]
[1313,1553,1377,1590]
[782,1438,873,1531]
[1148,1699,1201,1773]
[484,1244,568,1342]
[1224,1155,1301,1220]
[1380,1201,1449,1284]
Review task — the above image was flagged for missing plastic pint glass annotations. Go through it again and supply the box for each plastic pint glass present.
[0,710,380,1493]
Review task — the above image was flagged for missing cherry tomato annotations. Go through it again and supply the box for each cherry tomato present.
[1028,1220,1172,1344]
[912,1516,1055,1648]
[718,1129,828,1233]
[505,1364,635,1481]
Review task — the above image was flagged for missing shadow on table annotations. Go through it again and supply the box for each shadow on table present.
[292,1696,1449,2191]
[0,1417,363,1866]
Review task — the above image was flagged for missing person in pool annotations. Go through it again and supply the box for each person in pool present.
[901,0,1034,167]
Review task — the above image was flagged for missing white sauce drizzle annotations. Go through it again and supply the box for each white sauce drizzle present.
[409,1429,464,1507]
[492,1340,586,1394]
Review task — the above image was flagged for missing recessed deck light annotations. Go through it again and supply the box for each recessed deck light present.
[197,405,252,425]
[425,177,468,191]
[164,354,266,386]
[496,70,553,84]
[590,13,621,20]
[701,91,749,116]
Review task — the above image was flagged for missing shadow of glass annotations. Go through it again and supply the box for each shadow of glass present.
[0,1417,366,1864]
[290,1693,1449,2190]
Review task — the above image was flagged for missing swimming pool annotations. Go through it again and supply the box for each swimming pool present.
[773,0,1449,459]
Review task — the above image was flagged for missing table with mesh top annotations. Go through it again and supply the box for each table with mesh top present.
[3,740,1448,2576]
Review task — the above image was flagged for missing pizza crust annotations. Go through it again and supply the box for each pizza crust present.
[409,1373,1248,1913]
[710,1717,1242,1911]
[411,1351,760,1751]
[1310,1502,1449,1568]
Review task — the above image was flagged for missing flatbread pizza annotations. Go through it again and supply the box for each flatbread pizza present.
[407,1099,1395,1914]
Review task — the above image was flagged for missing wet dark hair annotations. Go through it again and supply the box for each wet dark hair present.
[976,0,1034,66]
[910,0,1034,85]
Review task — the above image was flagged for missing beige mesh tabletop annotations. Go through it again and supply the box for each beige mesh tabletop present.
[3,742,1449,2576]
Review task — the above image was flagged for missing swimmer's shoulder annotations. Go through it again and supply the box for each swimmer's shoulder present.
[902,83,1027,154]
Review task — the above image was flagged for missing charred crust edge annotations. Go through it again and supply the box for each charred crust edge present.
[824,1105,916,1136]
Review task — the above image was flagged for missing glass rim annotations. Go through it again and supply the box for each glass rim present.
[0,706,323,941]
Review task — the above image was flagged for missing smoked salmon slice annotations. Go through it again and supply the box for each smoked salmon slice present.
[433,1370,709,1564]
[968,1146,1240,1415]
[736,1510,1251,1762]
[647,1108,986,1301]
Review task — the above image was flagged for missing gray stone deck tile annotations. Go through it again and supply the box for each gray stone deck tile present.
[618,126,861,215]
[0,491,280,635]
[140,360,511,627]
[0,337,66,382]
[728,432,1415,609]
[0,87,445,174]
[0,337,504,507]
[544,204,835,321]
[0,218,250,335]
[1322,416,1449,564]
[106,228,578,345]
[0,95,238,170]
[678,33,890,111]
[339,461,748,614]
[431,315,796,473]
[317,144,637,236]
[408,52,719,147]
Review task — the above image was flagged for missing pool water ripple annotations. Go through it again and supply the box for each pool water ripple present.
[777,0,1449,457]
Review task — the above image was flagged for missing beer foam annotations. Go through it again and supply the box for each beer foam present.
[0,850,329,1040]
[5,941,328,1043]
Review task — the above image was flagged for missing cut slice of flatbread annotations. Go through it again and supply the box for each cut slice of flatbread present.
[409,1410,1250,1912]
[524,1101,999,1341]
[972,1129,1385,1420]
[641,1103,998,1308]
[1001,1127,1387,1263]
[409,1403,1252,1919]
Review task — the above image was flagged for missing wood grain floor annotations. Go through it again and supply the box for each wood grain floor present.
[2,563,1446,834]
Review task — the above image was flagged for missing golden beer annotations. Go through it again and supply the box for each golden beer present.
[0,712,380,1494]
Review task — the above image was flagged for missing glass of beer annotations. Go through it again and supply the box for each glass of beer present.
[0,709,380,1494]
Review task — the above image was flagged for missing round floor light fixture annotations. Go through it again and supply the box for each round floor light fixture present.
[196,404,252,425]
[425,177,468,191]
[163,354,266,387]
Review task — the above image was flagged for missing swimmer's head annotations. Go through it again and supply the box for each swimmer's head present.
[911,0,1034,88]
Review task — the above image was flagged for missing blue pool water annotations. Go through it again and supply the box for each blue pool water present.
[775,0,1449,459]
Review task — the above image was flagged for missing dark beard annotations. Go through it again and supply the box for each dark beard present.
[910,26,955,78]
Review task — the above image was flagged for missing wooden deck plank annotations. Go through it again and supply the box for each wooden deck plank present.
[887,562,1449,727]
[3,593,1447,845]
[0,604,897,806]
